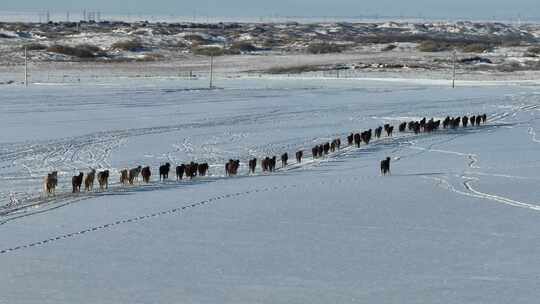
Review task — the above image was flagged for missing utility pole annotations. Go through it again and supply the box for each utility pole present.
[209,55,214,89]
[452,49,456,88]
[24,46,28,87]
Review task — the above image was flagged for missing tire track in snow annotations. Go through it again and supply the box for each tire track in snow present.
[411,107,540,212]
[428,176,540,212]
[407,145,480,169]
[463,177,540,211]
[463,171,537,181]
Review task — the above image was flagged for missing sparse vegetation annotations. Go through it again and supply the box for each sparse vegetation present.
[527,46,540,55]
[266,65,325,74]
[262,39,278,49]
[47,44,105,58]
[418,40,493,53]
[135,53,164,62]
[111,39,145,52]
[461,43,492,53]
[230,41,258,53]
[2,20,539,68]
[417,41,452,52]
[382,44,397,51]
[192,46,224,56]
[23,43,47,51]
[162,40,188,49]
[460,56,493,64]
[307,43,345,54]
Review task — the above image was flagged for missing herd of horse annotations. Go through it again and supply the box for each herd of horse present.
[42,113,488,197]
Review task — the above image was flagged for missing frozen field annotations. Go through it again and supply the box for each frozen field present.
[1,77,540,303]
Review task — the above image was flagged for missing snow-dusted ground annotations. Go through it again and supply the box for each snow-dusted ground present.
[1,77,540,303]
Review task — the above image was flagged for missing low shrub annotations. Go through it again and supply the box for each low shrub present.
[381,44,397,51]
[307,43,345,54]
[461,43,492,53]
[266,65,323,74]
[192,46,224,56]
[23,43,47,51]
[527,46,540,54]
[417,40,451,52]
[135,53,164,62]
[229,41,258,52]
[111,39,144,52]
[47,44,104,58]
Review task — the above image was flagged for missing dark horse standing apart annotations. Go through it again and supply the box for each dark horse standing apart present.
[380,157,391,176]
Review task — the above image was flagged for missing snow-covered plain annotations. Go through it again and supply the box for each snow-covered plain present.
[1,77,540,303]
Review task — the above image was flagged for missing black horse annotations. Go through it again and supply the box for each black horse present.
[380,157,391,175]
[159,162,171,181]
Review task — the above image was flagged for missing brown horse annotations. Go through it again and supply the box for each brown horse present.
[398,122,407,132]
[225,159,240,176]
[120,169,129,185]
[384,125,394,136]
[296,150,303,163]
[375,126,382,138]
[43,171,58,196]
[419,118,426,129]
[262,157,270,172]
[347,133,354,145]
[361,130,372,145]
[72,172,84,193]
[97,170,109,190]
[84,169,96,191]
[281,153,288,167]
[198,163,209,176]
[176,164,185,180]
[269,156,276,172]
[323,142,330,155]
[141,166,151,183]
[312,146,319,159]
[128,166,142,185]
[159,163,171,181]
[249,158,257,173]
[354,133,361,148]
[185,162,198,179]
